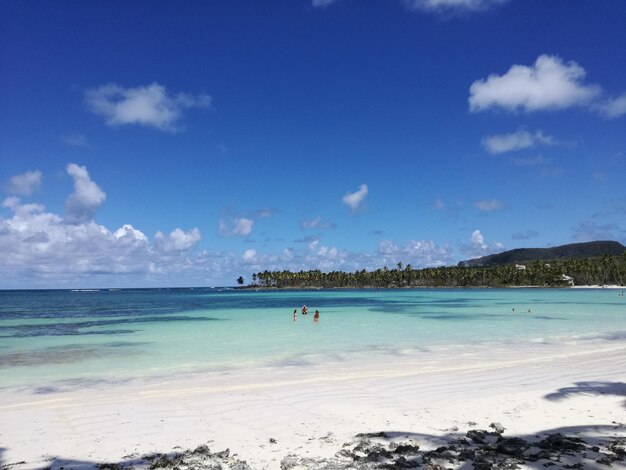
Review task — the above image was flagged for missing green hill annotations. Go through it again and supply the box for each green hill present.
[458,240,626,267]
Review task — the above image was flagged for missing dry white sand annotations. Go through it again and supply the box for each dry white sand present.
[1,339,625,469]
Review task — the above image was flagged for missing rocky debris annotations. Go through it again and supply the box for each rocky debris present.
[277,429,626,470]
[355,432,390,439]
[490,422,506,434]
[82,429,625,470]
[96,445,250,470]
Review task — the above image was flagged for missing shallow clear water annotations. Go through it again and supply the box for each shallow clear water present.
[1,288,625,391]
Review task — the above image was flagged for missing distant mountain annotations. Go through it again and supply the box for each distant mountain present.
[458,240,626,267]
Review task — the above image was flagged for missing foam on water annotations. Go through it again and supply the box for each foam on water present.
[1,288,625,392]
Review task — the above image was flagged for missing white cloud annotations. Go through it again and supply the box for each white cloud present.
[219,217,254,237]
[460,229,504,259]
[474,199,504,212]
[242,249,258,264]
[595,94,626,118]
[0,193,211,288]
[469,55,601,113]
[300,216,336,230]
[155,228,201,253]
[406,0,507,13]
[312,0,338,7]
[65,163,106,224]
[470,229,487,249]
[114,224,149,243]
[6,170,42,196]
[378,239,452,267]
[85,83,211,132]
[482,130,554,154]
[342,184,368,213]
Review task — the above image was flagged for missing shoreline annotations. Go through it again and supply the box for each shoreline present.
[1,339,625,469]
[239,284,626,292]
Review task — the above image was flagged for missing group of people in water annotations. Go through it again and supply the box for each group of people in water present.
[293,304,319,322]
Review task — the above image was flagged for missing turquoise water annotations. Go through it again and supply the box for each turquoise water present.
[1,288,625,391]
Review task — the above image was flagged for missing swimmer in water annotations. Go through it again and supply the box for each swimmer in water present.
[302,305,308,315]
[293,309,297,321]
[313,310,320,322]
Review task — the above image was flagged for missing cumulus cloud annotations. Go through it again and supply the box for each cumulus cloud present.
[64,163,106,224]
[460,229,504,259]
[474,199,504,212]
[482,130,554,154]
[85,83,211,132]
[219,217,254,237]
[342,184,368,213]
[469,55,601,113]
[242,249,258,264]
[406,0,507,13]
[378,239,452,267]
[595,94,626,118]
[471,229,487,249]
[5,170,42,196]
[155,228,201,253]
[0,191,211,288]
[300,216,336,230]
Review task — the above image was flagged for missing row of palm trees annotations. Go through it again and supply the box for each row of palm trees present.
[247,253,626,288]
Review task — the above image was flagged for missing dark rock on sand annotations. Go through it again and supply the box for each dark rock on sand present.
[356,431,389,438]
[496,436,530,458]
[489,422,506,434]
[393,444,420,455]
[537,433,586,453]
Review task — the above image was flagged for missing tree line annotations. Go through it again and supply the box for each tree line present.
[245,253,626,288]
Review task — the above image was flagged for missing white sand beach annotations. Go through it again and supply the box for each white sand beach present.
[1,338,625,469]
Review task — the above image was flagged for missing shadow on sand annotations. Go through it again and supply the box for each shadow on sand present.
[2,383,625,469]
[1,422,624,470]
[544,381,626,409]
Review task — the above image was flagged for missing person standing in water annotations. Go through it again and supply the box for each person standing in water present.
[313,310,320,322]
[293,309,297,321]
[302,305,308,315]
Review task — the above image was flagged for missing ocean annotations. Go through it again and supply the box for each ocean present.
[1,288,625,392]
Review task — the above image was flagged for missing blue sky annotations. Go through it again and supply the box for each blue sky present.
[1,0,625,288]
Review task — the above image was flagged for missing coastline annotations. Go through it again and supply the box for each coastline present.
[240,284,626,290]
[1,338,625,469]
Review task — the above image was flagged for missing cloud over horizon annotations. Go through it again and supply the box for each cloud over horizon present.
[461,229,504,259]
[64,163,106,224]
[85,83,211,132]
